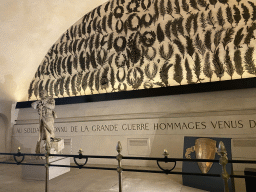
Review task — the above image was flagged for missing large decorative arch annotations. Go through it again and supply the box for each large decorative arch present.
[28,0,256,100]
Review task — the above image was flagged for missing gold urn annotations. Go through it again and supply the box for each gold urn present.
[185,138,221,174]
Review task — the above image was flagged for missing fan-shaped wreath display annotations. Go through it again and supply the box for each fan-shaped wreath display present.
[28,0,256,100]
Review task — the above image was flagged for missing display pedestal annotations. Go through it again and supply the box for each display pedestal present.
[22,157,70,180]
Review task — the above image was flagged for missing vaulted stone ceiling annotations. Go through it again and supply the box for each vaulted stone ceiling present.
[0,0,108,102]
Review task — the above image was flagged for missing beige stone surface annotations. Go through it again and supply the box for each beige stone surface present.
[0,163,247,192]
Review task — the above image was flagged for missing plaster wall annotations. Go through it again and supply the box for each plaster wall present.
[13,88,256,171]
[0,0,108,155]
[0,0,108,102]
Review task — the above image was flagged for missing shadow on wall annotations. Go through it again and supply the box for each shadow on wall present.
[0,114,8,158]
[0,74,17,101]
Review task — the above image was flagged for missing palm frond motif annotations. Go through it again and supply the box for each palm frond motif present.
[157,24,165,43]
[182,0,190,14]
[176,17,184,37]
[34,80,40,99]
[244,47,255,75]
[73,55,78,71]
[234,50,244,78]
[189,0,200,11]
[49,79,55,98]
[79,51,86,71]
[193,13,199,35]
[28,80,35,100]
[217,7,225,28]
[248,1,256,21]
[71,74,78,96]
[203,52,213,82]
[241,3,250,25]
[61,57,67,74]
[194,52,202,83]
[159,0,166,19]
[166,0,174,18]
[200,12,207,32]
[234,28,244,49]
[173,54,183,85]
[82,72,90,94]
[212,48,224,80]
[65,76,71,96]
[204,30,212,52]
[110,67,116,92]
[154,0,159,23]
[226,6,233,27]
[38,80,44,96]
[165,20,172,40]
[195,34,206,56]
[222,28,235,50]
[60,76,65,97]
[172,19,179,38]
[73,39,79,54]
[207,10,216,29]
[95,69,101,92]
[44,79,51,94]
[101,66,109,90]
[76,71,83,94]
[102,15,107,33]
[54,79,61,97]
[185,14,194,36]
[224,47,234,79]
[95,33,101,49]
[214,29,224,50]
[184,58,193,84]
[89,71,96,93]
[104,1,110,12]
[233,5,241,26]
[244,23,256,46]
[36,65,41,79]
[160,62,173,86]
[67,55,73,75]
[174,0,181,15]
[173,39,185,58]
[57,57,62,76]
[186,36,195,57]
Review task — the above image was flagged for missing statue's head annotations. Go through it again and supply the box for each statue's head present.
[39,90,48,99]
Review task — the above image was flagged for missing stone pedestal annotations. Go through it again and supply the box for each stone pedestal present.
[22,157,70,180]
[51,139,64,153]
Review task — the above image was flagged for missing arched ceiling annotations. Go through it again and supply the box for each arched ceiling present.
[1,0,256,102]
[28,0,256,101]
[0,0,108,102]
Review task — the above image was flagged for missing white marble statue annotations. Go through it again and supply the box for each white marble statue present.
[32,90,58,154]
